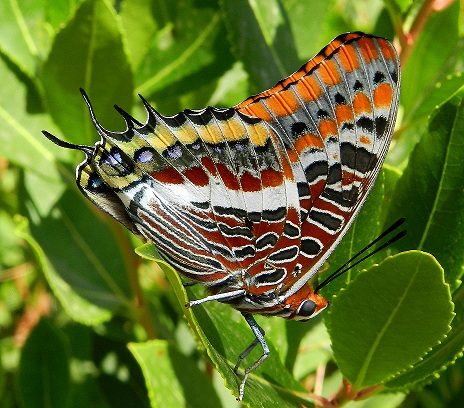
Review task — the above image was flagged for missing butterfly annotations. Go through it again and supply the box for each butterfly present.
[43,32,400,400]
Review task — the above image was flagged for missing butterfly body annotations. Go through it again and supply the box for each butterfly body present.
[44,32,400,400]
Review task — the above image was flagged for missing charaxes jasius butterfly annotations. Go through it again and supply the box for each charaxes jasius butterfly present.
[44,32,400,400]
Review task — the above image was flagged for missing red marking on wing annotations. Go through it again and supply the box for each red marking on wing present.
[353,92,373,115]
[318,60,341,86]
[240,172,261,192]
[318,119,338,139]
[183,167,209,187]
[374,83,393,108]
[335,104,354,125]
[150,168,184,184]
[358,37,378,63]
[201,157,217,176]
[261,168,285,188]
[216,163,240,190]
[338,44,360,72]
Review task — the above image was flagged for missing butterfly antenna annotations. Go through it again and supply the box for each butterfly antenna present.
[42,130,93,155]
[314,218,407,293]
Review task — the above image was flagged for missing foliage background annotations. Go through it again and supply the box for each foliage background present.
[0,0,463,407]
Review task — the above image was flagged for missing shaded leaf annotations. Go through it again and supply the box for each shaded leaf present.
[0,53,66,215]
[22,188,135,324]
[18,318,70,408]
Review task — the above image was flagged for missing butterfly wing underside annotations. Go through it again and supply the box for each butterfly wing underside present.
[236,32,400,293]
[71,32,400,297]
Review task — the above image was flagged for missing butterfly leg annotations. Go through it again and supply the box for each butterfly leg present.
[235,312,270,401]
[186,289,246,308]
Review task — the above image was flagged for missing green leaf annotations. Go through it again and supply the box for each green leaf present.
[220,0,300,93]
[23,188,135,324]
[401,1,460,122]
[387,86,464,290]
[0,0,51,76]
[386,0,413,14]
[385,282,464,389]
[0,52,66,216]
[119,0,158,71]
[326,251,453,390]
[281,0,342,62]
[18,318,70,408]
[292,321,332,380]
[41,0,133,145]
[344,392,406,408]
[136,243,316,407]
[135,1,223,96]
[409,71,464,123]
[129,340,222,408]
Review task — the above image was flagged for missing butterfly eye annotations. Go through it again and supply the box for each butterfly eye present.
[296,299,317,318]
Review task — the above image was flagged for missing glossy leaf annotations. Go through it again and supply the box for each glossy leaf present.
[387,86,464,290]
[386,282,464,389]
[129,340,222,408]
[401,1,460,120]
[41,0,133,145]
[326,251,453,390]
[220,0,300,92]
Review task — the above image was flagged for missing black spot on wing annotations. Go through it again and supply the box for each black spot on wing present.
[322,185,359,208]
[373,71,386,84]
[305,161,328,183]
[340,142,377,174]
[254,268,286,285]
[375,116,388,138]
[268,246,298,262]
[301,238,321,256]
[356,117,374,133]
[309,210,343,232]
[291,121,308,137]
[334,93,346,104]
[353,80,363,91]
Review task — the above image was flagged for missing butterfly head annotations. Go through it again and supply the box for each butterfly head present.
[278,284,329,321]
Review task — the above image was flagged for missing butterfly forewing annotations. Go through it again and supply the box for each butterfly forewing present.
[236,33,400,294]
